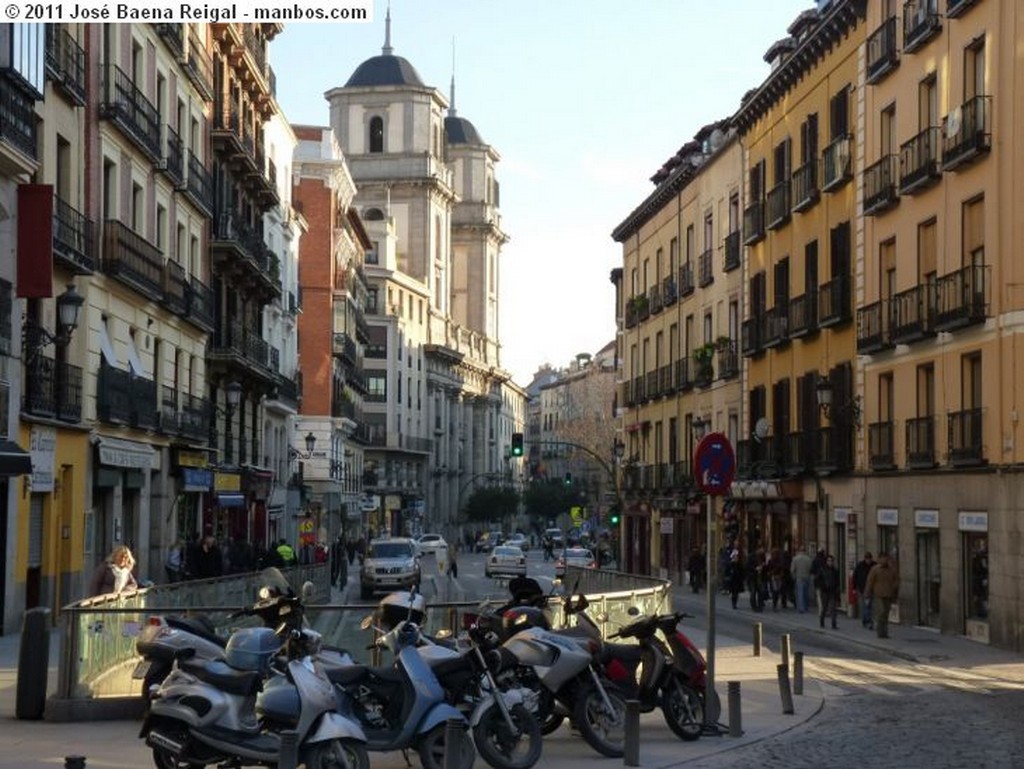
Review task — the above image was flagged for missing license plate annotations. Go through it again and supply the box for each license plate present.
[132,660,152,679]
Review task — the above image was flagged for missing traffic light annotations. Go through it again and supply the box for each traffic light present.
[563,472,573,486]
[609,512,621,526]
[511,432,524,457]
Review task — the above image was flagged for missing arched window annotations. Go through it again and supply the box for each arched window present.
[363,207,384,221]
[369,116,384,153]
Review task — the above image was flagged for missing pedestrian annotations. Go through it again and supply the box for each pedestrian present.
[195,535,224,579]
[727,550,745,609]
[331,534,345,586]
[276,538,297,567]
[687,547,705,594]
[437,544,448,576]
[767,547,786,610]
[853,551,876,629]
[88,544,139,597]
[815,553,842,629]
[810,548,827,612]
[346,537,357,566]
[164,539,184,583]
[448,546,458,579]
[790,546,813,614]
[865,552,899,639]
[747,548,766,612]
[183,533,202,580]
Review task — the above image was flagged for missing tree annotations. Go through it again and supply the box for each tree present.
[521,479,580,522]
[463,485,519,528]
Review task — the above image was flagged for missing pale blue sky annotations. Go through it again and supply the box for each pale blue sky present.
[270,0,813,386]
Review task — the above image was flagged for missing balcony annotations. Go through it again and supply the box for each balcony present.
[904,0,942,53]
[717,340,739,380]
[821,134,852,192]
[946,0,978,17]
[693,359,714,389]
[934,263,988,332]
[723,230,741,272]
[53,195,96,274]
[333,331,358,364]
[658,363,674,396]
[791,160,819,213]
[155,24,184,57]
[906,416,937,469]
[158,385,178,435]
[162,126,184,187]
[188,276,215,332]
[891,284,935,344]
[662,275,678,307]
[211,211,282,300]
[815,426,851,474]
[162,259,188,316]
[22,356,82,422]
[856,301,893,354]
[942,95,992,171]
[631,375,646,404]
[743,199,765,245]
[183,27,214,100]
[863,155,899,216]
[672,358,692,392]
[948,407,985,467]
[763,304,790,348]
[96,362,157,430]
[208,319,278,384]
[0,76,38,161]
[866,16,899,84]
[648,283,663,314]
[44,25,86,106]
[185,149,214,216]
[868,421,897,470]
[99,64,161,163]
[785,430,814,476]
[788,291,818,338]
[102,219,164,302]
[679,262,695,297]
[899,127,942,194]
[645,369,660,400]
[741,317,763,357]
[698,249,714,287]
[766,180,791,229]
[818,274,851,328]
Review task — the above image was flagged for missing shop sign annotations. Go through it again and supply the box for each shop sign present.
[958,511,987,532]
[215,472,242,492]
[177,449,209,468]
[30,425,56,492]
[833,506,851,523]
[877,507,899,526]
[660,517,674,534]
[183,468,213,492]
[914,508,939,528]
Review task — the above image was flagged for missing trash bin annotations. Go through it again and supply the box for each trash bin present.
[16,606,51,720]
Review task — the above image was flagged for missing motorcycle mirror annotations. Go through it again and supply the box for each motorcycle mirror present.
[595,612,609,623]
[301,581,315,602]
[258,586,272,600]
[627,606,640,616]
[359,614,374,630]
[435,628,452,639]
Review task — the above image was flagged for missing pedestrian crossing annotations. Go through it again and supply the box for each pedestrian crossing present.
[805,655,1024,698]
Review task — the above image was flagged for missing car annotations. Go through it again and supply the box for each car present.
[360,538,421,600]
[475,531,504,553]
[485,545,528,579]
[544,528,565,549]
[415,533,448,557]
[555,547,596,578]
[506,533,529,552]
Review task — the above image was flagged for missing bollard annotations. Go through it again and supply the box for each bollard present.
[16,606,51,720]
[793,651,804,695]
[780,633,791,668]
[278,730,298,769]
[727,681,743,738]
[624,699,641,766]
[64,757,86,769]
[443,718,464,769]
[752,622,762,657]
[776,664,794,715]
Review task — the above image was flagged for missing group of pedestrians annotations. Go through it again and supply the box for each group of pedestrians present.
[717,540,900,639]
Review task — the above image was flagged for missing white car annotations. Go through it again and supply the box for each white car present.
[415,533,448,557]
[555,547,596,578]
[506,533,529,552]
[486,545,528,579]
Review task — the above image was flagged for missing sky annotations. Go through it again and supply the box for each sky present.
[269,0,814,387]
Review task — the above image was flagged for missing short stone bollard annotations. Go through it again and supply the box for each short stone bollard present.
[727,681,743,737]
[793,651,804,695]
[624,699,641,767]
[64,757,86,769]
[776,664,794,715]
[753,622,763,657]
[780,633,791,668]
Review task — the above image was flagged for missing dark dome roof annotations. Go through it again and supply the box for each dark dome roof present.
[345,55,425,88]
[445,115,484,145]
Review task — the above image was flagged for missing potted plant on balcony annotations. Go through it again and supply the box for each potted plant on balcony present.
[693,343,716,386]
[715,335,733,352]
[629,295,649,314]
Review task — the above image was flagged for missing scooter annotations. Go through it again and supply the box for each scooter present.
[140,586,369,769]
[607,610,711,741]
[325,610,476,769]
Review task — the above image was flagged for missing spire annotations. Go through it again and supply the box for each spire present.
[448,38,457,117]
[382,3,393,55]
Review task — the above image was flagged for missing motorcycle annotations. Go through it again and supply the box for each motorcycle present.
[324,606,476,769]
[607,610,712,741]
[373,591,543,769]
[134,568,352,701]
[139,577,369,769]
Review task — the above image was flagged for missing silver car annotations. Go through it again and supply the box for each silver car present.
[360,538,421,600]
[486,545,528,578]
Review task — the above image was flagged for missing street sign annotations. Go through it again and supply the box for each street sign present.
[694,432,736,496]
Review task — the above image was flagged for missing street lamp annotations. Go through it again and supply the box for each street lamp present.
[816,376,861,426]
[290,431,317,460]
[222,380,242,465]
[23,283,85,361]
[692,415,710,440]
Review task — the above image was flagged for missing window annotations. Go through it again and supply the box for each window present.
[919,74,938,129]
[965,37,985,99]
[963,352,981,410]
[881,104,897,155]
[963,196,984,267]
[703,212,713,252]
[367,375,386,400]
[773,139,791,184]
[916,363,935,417]
[132,183,144,232]
[829,86,849,139]
[963,530,988,620]
[156,204,167,251]
[749,159,765,200]
[917,218,937,282]
[56,135,71,200]
[669,237,678,274]
[728,192,740,233]
[369,116,383,153]
[800,113,818,164]
[103,158,116,221]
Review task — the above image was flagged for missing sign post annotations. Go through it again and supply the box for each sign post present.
[694,432,735,729]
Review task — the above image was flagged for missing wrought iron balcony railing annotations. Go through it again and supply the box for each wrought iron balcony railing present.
[99,63,161,162]
[743,199,765,245]
[891,283,936,344]
[53,194,96,274]
[948,407,985,466]
[934,263,988,332]
[856,300,893,354]
[818,274,851,328]
[163,125,184,187]
[103,219,164,301]
[662,276,678,306]
[868,421,896,470]
[863,154,899,215]
[185,150,214,215]
[866,16,899,84]
[942,95,992,171]
[698,249,714,287]
[23,356,82,422]
[723,230,741,272]
[717,340,739,380]
[741,317,764,357]
[0,76,38,159]
[899,126,942,194]
[44,25,86,106]
[903,0,942,53]
[679,262,695,297]
[675,358,693,392]
[791,159,819,213]
[766,180,791,229]
[821,134,852,192]
[906,415,937,468]
[788,290,817,338]
[763,304,790,348]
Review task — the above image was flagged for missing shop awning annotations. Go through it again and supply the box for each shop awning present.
[94,435,155,469]
[217,493,246,508]
[0,439,32,476]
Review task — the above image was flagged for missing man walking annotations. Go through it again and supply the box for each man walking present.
[865,552,899,638]
[815,554,842,629]
[852,551,876,629]
[790,546,813,614]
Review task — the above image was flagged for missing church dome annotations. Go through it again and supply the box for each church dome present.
[345,54,426,88]
[444,115,484,146]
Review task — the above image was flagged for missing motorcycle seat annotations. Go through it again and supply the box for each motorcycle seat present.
[180,658,263,695]
[327,664,404,688]
[167,615,225,647]
[601,643,643,665]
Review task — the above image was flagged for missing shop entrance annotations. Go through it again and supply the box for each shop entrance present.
[916,528,941,627]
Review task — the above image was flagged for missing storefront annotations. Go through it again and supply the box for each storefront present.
[206,470,243,540]
[91,435,156,575]
[173,448,213,542]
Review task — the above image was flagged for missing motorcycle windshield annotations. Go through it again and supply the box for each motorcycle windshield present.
[258,567,294,599]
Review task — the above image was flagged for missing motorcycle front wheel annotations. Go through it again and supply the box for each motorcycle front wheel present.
[151,748,203,769]
[418,722,477,769]
[304,738,371,769]
[660,677,704,741]
[572,682,627,758]
[473,703,543,769]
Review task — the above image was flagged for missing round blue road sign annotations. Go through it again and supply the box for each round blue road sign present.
[694,432,736,496]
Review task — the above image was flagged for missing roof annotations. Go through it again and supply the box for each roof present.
[345,54,426,88]
[444,115,484,145]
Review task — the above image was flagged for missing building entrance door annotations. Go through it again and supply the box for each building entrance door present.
[915,529,941,627]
